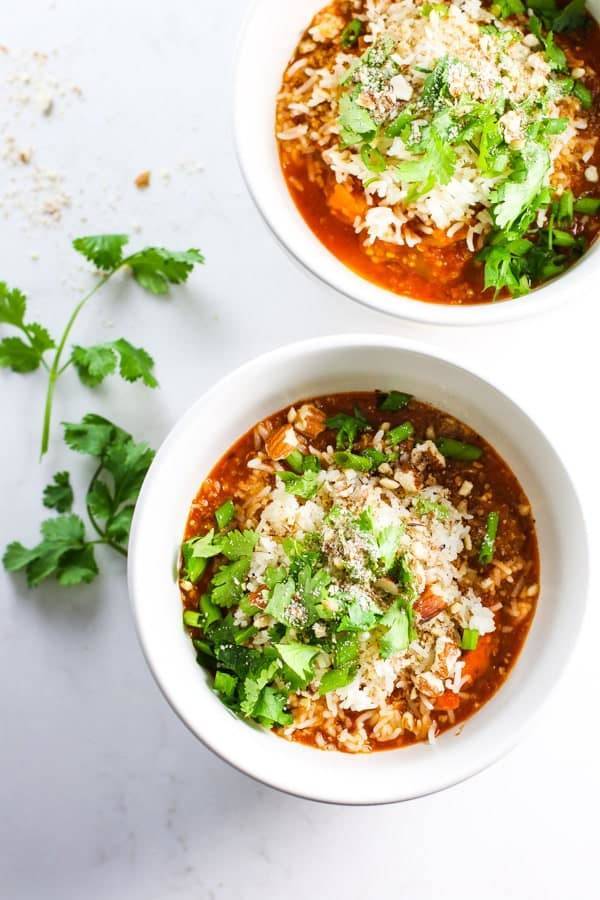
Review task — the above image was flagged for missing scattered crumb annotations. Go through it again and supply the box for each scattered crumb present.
[135,170,151,189]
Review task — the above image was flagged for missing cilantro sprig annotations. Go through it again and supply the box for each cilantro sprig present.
[0,235,204,457]
[3,415,154,585]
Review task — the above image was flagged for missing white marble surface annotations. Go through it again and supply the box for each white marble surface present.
[0,2,598,898]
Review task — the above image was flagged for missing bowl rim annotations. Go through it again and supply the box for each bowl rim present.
[233,0,598,327]
[128,333,590,804]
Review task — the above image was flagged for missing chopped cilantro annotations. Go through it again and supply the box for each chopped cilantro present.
[338,93,376,146]
[275,642,320,681]
[253,687,293,726]
[340,18,363,49]
[492,142,551,232]
[279,469,320,500]
[265,579,296,624]
[211,558,251,607]
[318,666,357,695]
[333,450,373,472]
[326,407,370,449]
[379,390,412,411]
[396,125,456,198]
[217,529,258,560]
[379,603,409,658]
[338,595,381,632]
[414,497,450,520]
[376,524,404,572]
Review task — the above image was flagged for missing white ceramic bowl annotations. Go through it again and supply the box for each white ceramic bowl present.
[128,334,588,804]
[234,0,600,326]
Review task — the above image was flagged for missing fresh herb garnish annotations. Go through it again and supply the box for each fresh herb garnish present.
[340,18,364,49]
[0,236,204,457]
[378,390,412,411]
[479,511,500,565]
[326,407,370,449]
[3,415,153,585]
[437,437,483,461]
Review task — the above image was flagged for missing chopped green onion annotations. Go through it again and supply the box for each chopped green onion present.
[286,450,304,474]
[557,189,574,221]
[575,197,600,215]
[551,229,577,247]
[200,593,222,628]
[479,511,500,565]
[181,540,208,583]
[215,499,235,530]
[340,17,363,48]
[437,437,483,461]
[214,671,238,699]
[379,390,413,411]
[286,450,320,474]
[183,609,203,628]
[333,450,373,472]
[573,81,593,110]
[461,628,480,651]
[388,421,414,446]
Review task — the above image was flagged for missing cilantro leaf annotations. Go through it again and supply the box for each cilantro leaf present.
[186,528,222,560]
[63,413,124,456]
[376,524,404,572]
[0,283,27,327]
[379,390,412,411]
[274,642,320,681]
[379,603,409,658]
[240,658,281,717]
[0,337,45,373]
[396,125,456,198]
[326,407,370,449]
[127,247,205,295]
[72,234,129,271]
[479,234,534,297]
[71,339,157,388]
[338,595,381,632]
[265,579,296,623]
[211,558,251,607]
[252,687,293,726]
[71,344,117,386]
[216,529,258,561]
[420,57,450,108]
[112,338,157,386]
[338,93,377,147]
[43,472,74,513]
[318,666,357,695]
[492,142,550,231]
[279,469,320,500]
[2,514,97,587]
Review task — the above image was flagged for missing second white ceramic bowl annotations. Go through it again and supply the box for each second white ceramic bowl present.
[128,334,588,804]
[234,0,599,326]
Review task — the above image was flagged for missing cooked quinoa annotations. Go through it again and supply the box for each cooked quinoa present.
[179,392,539,753]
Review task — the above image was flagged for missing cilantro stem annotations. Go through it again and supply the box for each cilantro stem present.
[86,461,128,557]
[40,269,116,459]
